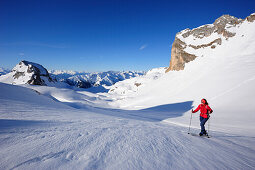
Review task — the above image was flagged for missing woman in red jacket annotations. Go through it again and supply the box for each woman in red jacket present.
[192,98,213,136]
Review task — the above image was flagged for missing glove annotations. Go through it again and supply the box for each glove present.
[191,109,194,113]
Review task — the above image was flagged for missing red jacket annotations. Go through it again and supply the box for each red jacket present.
[192,104,213,118]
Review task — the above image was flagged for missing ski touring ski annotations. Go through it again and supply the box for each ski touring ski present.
[188,132,211,138]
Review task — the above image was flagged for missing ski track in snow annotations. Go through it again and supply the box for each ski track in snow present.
[210,76,255,101]
[0,96,255,170]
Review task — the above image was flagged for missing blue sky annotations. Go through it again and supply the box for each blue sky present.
[0,0,254,72]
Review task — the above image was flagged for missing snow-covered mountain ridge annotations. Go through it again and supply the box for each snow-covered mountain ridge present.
[50,70,145,88]
[166,13,255,71]
[0,61,55,85]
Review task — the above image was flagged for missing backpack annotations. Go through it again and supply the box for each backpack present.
[206,105,213,118]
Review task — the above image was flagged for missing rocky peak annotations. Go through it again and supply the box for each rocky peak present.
[181,15,240,40]
[166,13,254,72]
[213,15,241,37]
[8,60,55,85]
[213,15,240,26]
[246,13,255,22]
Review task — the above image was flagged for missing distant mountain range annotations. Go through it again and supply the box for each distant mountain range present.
[0,61,145,88]
[50,70,145,88]
[0,68,10,76]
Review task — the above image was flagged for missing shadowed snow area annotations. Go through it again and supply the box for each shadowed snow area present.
[0,119,55,129]
[88,101,194,122]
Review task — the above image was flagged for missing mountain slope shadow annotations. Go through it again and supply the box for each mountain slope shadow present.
[92,101,194,122]
[0,119,60,132]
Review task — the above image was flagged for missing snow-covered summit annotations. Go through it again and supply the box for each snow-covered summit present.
[0,60,55,85]
[166,13,255,71]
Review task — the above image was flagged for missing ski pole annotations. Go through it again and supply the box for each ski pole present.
[207,117,210,136]
[188,110,193,134]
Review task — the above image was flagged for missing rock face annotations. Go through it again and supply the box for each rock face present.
[0,60,55,85]
[166,13,255,72]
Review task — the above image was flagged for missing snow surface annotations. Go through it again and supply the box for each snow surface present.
[1,82,255,170]
[1,15,255,169]
[108,67,167,96]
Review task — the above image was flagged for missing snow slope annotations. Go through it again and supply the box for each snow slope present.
[0,82,255,170]
[108,67,167,95]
